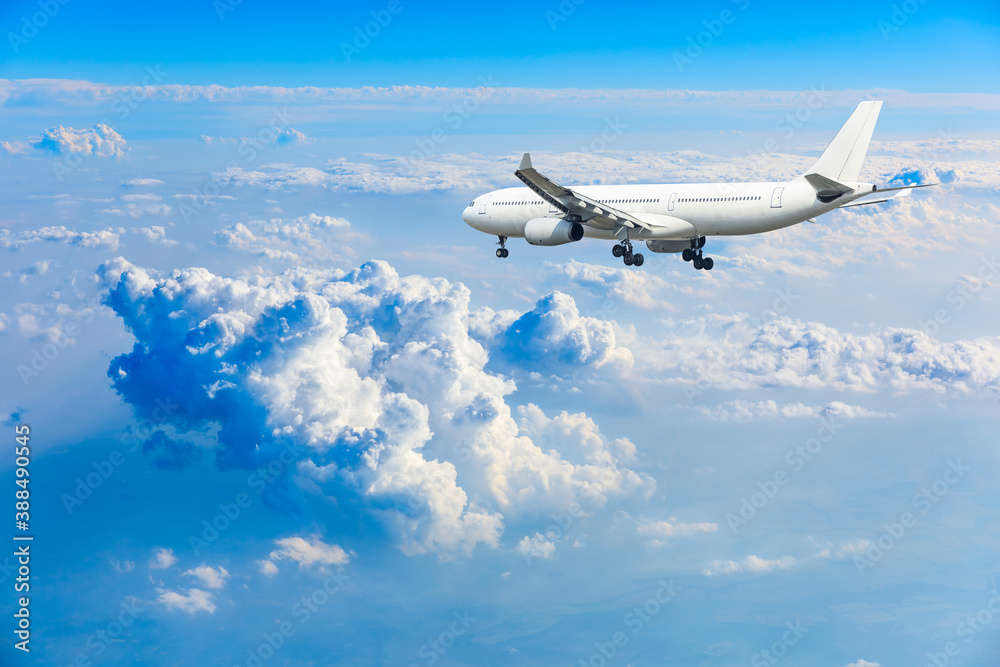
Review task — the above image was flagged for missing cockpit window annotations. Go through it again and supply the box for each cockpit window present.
[468,201,475,207]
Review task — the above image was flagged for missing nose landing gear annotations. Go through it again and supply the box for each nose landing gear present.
[495,236,509,258]
[682,237,713,271]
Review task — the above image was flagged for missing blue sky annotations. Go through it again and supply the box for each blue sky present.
[3,1,1000,666]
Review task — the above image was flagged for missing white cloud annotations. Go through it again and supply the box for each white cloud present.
[636,518,718,546]
[135,226,178,246]
[1,226,122,250]
[201,127,310,147]
[149,547,176,570]
[156,588,216,614]
[515,533,556,560]
[101,194,171,218]
[182,565,229,589]
[111,559,135,574]
[31,124,127,159]
[213,214,353,264]
[5,79,1000,112]
[702,555,797,576]
[648,313,1000,396]
[122,178,166,187]
[259,535,349,574]
[99,258,652,558]
[695,400,894,421]
[845,660,880,667]
[811,537,872,560]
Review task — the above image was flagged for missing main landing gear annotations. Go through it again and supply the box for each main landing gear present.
[681,237,714,271]
[495,236,509,258]
[611,239,644,267]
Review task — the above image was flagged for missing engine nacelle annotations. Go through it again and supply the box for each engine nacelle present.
[524,217,584,246]
[645,240,690,254]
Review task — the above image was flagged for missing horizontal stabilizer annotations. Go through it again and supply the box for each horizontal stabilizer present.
[803,172,852,193]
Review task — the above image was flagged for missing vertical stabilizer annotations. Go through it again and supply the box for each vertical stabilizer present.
[807,101,882,182]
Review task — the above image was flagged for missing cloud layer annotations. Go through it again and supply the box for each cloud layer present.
[100,259,651,558]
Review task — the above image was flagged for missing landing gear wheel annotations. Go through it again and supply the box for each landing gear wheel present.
[702,257,713,271]
[496,248,504,258]
[612,245,624,258]
[633,253,644,267]
[623,253,634,266]
[693,256,704,270]
[682,248,693,262]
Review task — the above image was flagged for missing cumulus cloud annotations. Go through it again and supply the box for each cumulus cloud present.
[156,588,216,614]
[182,565,229,589]
[702,555,796,576]
[149,547,177,570]
[258,535,349,574]
[134,226,178,246]
[213,214,353,264]
[100,259,650,558]
[515,533,556,561]
[477,291,633,371]
[31,124,127,159]
[844,660,880,667]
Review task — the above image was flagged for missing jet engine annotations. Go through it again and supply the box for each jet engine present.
[524,217,584,246]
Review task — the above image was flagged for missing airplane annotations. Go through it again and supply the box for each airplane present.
[461,101,934,271]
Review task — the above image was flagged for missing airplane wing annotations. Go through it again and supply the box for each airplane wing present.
[514,153,651,235]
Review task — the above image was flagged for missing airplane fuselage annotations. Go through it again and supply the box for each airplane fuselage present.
[462,178,870,242]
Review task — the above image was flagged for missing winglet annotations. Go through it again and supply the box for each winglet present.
[518,152,532,171]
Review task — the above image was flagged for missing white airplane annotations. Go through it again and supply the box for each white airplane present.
[461,101,933,270]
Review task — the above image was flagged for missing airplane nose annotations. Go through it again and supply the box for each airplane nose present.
[462,200,475,225]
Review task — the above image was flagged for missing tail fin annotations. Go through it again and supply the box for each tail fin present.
[807,101,882,182]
